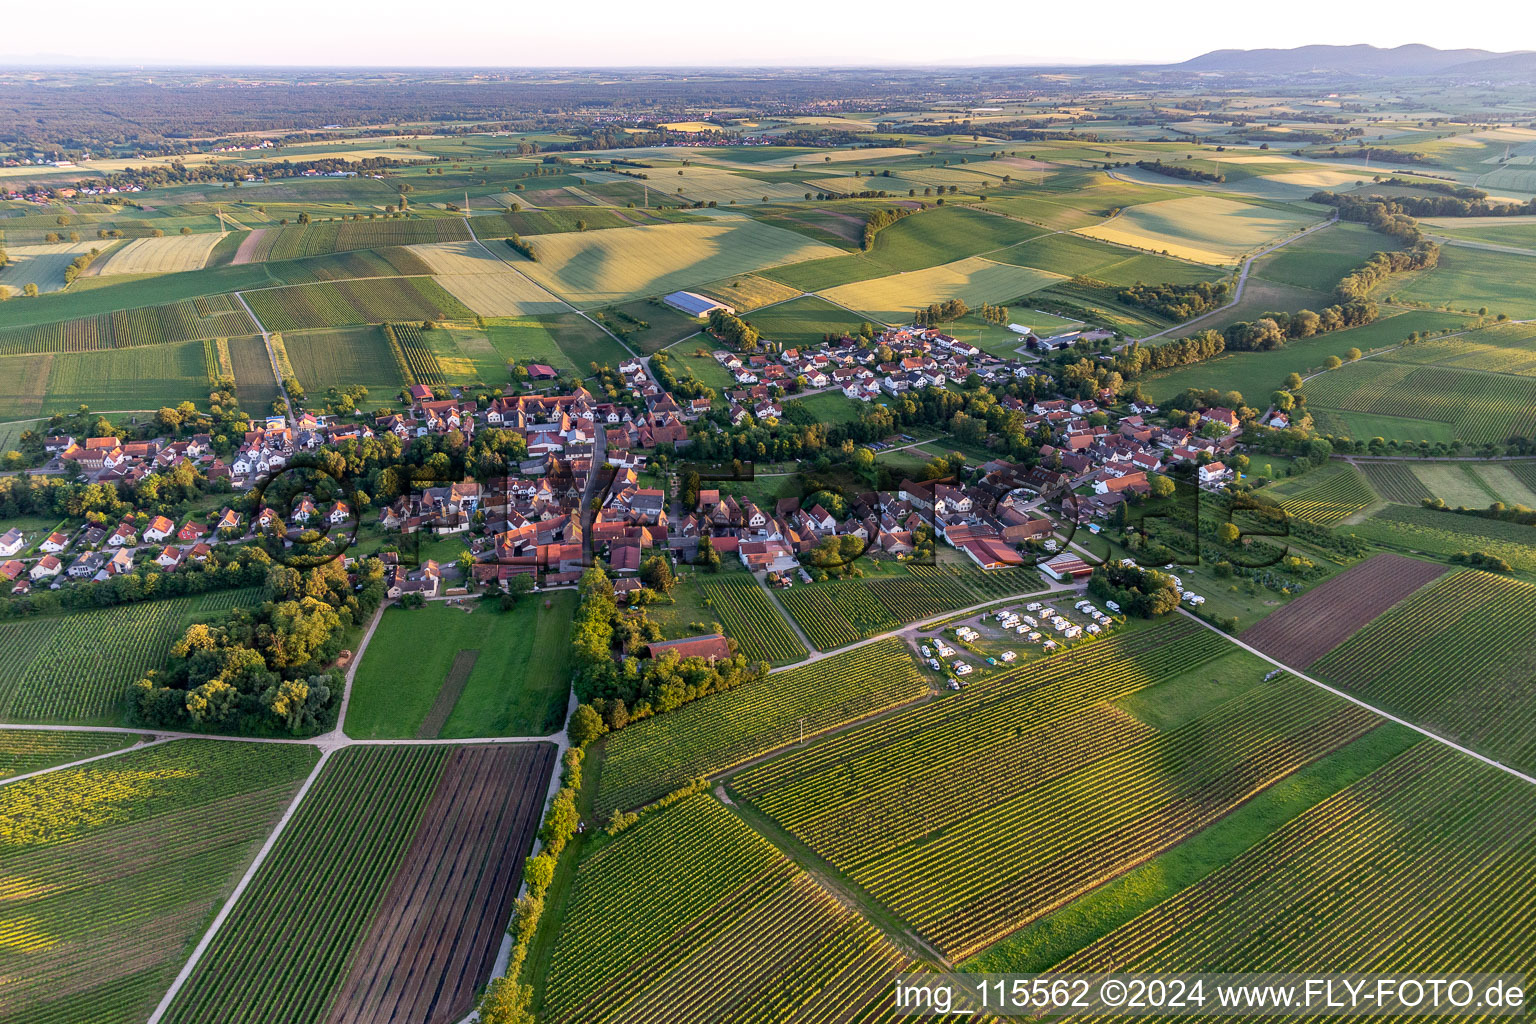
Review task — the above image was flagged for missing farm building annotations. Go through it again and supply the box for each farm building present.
[644,634,734,662]
[1041,553,1094,581]
[959,537,1026,570]
[663,291,734,318]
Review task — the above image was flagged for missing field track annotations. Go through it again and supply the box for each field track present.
[1240,553,1445,668]
[328,743,555,1024]
[416,650,478,739]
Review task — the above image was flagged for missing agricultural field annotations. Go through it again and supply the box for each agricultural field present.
[512,217,841,307]
[991,230,1222,286]
[1239,552,1446,668]
[1259,461,1376,525]
[0,296,258,355]
[696,574,807,663]
[0,740,317,1024]
[737,619,1380,961]
[764,205,1045,292]
[226,333,282,408]
[0,590,262,722]
[1388,245,1536,319]
[284,326,406,396]
[1075,195,1323,265]
[345,593,577,739]
[1422,214,1536,249]
[776,563,1044,650]
[1355,461,1435,504]
[1024,742,1536,983]
[818,256,1061,324]
[1140,309,1471,404]
[578,165,811,205]
[163,743,555,1024]
[1314,569,1536,771]
[542,793,919,1024]
[1301,359,1536,445]
[0,728,137,779]
[1251,221,1398,292]
[1344,504,1536,572]
[593,638,927,815]
[0,240,103,294]
[738,293,867,347]
[233,217,471,262]
[242,276,473,331]
[1379,321,1536,377]
[408,239,567,315]
[1386,460,1536,508]
[97,232,222,276]
[40,339,211,414]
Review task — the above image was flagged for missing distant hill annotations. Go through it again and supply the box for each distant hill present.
[1177,44,1518,77]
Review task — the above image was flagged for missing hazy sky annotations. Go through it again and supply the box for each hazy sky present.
[7,0,1533,67]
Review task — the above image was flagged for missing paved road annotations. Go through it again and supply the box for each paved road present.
[1130,210,1341,345]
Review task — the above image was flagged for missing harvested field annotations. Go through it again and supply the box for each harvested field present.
[97,232,221,276]
[514,218,841,307]
[1239,553,1445,668]
[1075,195,1322,265]
[327,744,556,1024]
[417,650,478,738]
[0,241,102,294]
[818,256,1060,323]
[410,240,567,315]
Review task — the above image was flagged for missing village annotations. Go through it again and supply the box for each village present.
[0,311,1252,604]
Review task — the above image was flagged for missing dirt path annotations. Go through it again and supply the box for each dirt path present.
[1130,209,1340,344]
[1179,608,1536,787]
[231,290,294,424]
[0,733,167,788]
[145,746,336,1024]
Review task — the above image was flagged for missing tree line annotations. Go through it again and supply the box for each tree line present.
[1119,280,1232,321]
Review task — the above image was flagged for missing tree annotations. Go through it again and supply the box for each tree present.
[478,977,535,1024]
[1217,522,1241,545]
[696,534,721,571]
[639,555,676,593]
[1324,355,1343,370]
[1149,474,1176,499]
[568,703,607,747]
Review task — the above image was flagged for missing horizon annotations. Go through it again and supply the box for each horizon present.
[3,0,1533,70]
